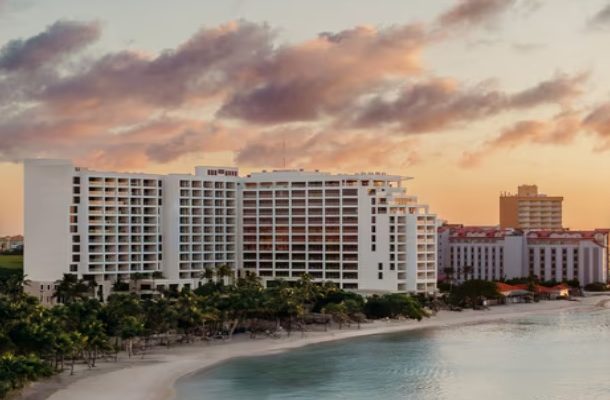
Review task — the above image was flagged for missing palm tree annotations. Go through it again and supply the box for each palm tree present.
[130,272,146,293]
[1,272,30,301]
[443,267,455,289]
[203,267,215,283]
[322,302,349,329]
[462,265,474,281]
[296,273,319,308]
[53,274,90,304]
[215,264,234,286]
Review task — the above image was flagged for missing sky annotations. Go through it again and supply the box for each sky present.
[1,0,610,235]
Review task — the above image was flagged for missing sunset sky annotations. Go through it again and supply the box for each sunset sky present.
[1,0,610,235]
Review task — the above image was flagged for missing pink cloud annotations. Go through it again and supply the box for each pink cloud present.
[437,0,516,28]
[0,20,100,71]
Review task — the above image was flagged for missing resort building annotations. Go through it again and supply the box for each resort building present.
[437,225,609,286]
[0,235,23,252]
[240,170,437,293]
[499,185,563,230]
[24,160,437,304]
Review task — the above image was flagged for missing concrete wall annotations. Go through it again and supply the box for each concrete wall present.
[24,160,74,281]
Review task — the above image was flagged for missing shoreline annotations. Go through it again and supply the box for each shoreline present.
[17,296,610,400]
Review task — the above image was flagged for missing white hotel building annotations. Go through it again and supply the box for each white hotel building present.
[24,160,437,303]
[437,225,609,285]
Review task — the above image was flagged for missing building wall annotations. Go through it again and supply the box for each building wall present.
[163,168,239,282]
[24,160,74,281]
[239,170,436,293]
[499,196,520,229]
[499,185,563,230]
[439,226,608,286]
[24,160,438,302]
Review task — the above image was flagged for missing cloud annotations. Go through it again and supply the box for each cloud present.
[0,20,100,71]
[348,73,585,133]
[218,24,426,123]
[235,128,420,170]
[508,72,586,108]
[77,119,253,169]
[511,42,545,53]
[460,112,583,167]
[0,12,602,173]
[589,3,610,29]
[437,0,515,28]
[40,20,275,111]
[583,103,610,150]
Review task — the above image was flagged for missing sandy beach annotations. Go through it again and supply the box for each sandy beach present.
[16,295,610,400]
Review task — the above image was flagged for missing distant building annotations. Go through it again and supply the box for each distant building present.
[0,235,23,252]
[438,225,609,286]
[499,185,562,230]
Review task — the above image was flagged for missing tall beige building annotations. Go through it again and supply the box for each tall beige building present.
[499,185,562,230]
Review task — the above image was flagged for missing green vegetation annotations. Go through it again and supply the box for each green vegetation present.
[583,282,609,292]
[0,256,23,292]
[0,255,23,270]
[0,272,427,398]
[447,280,501,310]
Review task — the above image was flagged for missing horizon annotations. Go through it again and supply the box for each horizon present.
[2,0,610,235]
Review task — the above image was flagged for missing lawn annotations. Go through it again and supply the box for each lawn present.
[0,254,24,270]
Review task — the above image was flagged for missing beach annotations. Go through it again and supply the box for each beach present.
[16,295,610,400]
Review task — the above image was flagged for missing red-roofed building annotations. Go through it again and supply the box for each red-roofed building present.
[495,282,533,304]
[0,235,23,252]
[438,224,608,286]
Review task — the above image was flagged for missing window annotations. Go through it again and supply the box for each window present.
[378,262,383,270]
[378,272,383,279]
[371,244,376,252]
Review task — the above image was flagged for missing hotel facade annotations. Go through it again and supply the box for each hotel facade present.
[24,160,437,304]
[437,225,609,285]
[499,185,563,230]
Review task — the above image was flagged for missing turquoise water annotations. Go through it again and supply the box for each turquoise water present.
[176,308,610,400]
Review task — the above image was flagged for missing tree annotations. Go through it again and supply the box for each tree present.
[449,280,500,309]
[322,302,349,329]
[0,353,52,397]
[142,298,177,343]
[0,272,29,301]
[215,264,234,286]
[130,272,147,293]
[443,267,455,289]
[119,316,144,358]
[462,265,474,281]
[53,274,90,304]
[265,281,304,336]
[344,299,366,329]
[364,294,427,320]
[174,291,205,342]
[203,267,215,283]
